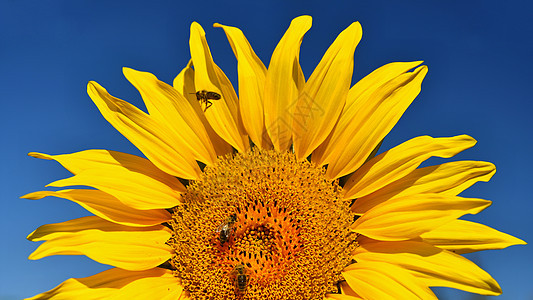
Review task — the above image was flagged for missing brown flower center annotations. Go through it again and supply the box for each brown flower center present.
[168,149,358,299]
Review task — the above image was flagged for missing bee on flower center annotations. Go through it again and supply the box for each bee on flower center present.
[233,262,249,292]
[216,213,237,246]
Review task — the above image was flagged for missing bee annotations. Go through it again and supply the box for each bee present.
[216,213,237,245]
[194,90,221,111]
[233,262,249,292]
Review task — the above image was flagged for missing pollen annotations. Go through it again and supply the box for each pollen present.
[168,149,358,299]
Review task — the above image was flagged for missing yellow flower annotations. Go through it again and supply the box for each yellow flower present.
[24,15,525,300]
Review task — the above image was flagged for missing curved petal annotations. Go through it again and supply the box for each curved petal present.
[26,267,176,300]
[189,22,249,152]
[87,82,201,179]
[47,168,181,210]
[336,281,364,299]
[173,60,233,156]
[27,216,153,241]
[312,61,422,167]
[123,67,218,165]
[350,193,491,241]
[264,15,312,152]
[352,160,496,214]
[342,261,437,299]
[420,219,526,254]
[28,149,184,192]
[343,135,477,199]
[22,190,171,227]
[320,65,428,179]
[109,269,185,300]
[354,240,502,296]
[214,23,272,149]
[293,22,362,159]
[28,216,172,271]
[173,60,198,104]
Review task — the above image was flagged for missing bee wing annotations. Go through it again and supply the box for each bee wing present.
[202,91,217,99]
[216,223,228,233]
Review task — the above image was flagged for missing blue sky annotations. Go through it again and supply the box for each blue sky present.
[1,1,531,299]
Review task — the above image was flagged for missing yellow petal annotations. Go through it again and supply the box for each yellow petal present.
[342,261,437,299]
[173,60,197,102]
[173,60,233,156]
[47,168,181,210]
[22,189,170,227]
[323,65,428,179]
[28,216,172,271]
[293,22,362,159]
[87,82,201,179]
[214,23,272,149]
[264,15,312,152]
[352,160,496,214]
[189,22,249,152]
[123,67,219,165]
[28,149,184,192]
[339,281,362,298]
[344,135,477,199]
[350,193,491,241]
[109,269,184,300]
[354,240,502,296]
[332,281,364,299]
[312,61,423,166]
[27,216,149,241]
[420,219,526,254]
[26,267,175,300]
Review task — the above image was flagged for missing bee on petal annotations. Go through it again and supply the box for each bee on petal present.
[194,90,221,111]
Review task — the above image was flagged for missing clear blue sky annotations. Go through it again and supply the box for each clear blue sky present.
[1,1,531,299]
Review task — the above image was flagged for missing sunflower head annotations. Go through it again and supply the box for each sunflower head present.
[169,149,358,299]
[24,15,525,300]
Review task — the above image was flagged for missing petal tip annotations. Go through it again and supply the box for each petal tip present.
[291,15,313,28]
[87,81,102,94]
[463,134,478,145]
[20,192,39,200]
[487,162,497,175]
[190,22,205,34]
[122,67,151,84]
[350,21,363,31]
[28,152,52,160]
[295,15,312,22]
[26,231,36,241]
[122,66,134,75]
[28,252,39,259]
[418,64,429,74]
[516,238,527,246]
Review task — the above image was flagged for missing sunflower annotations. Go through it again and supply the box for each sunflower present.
[24,15,525,300]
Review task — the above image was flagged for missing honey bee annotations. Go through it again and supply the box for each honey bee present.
[233,262,249,292]
[216,213,237,245]
[194,90,221,111]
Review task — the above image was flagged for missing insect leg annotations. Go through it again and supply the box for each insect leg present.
[205,100,212,111]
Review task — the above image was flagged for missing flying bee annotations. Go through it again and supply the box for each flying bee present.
[194,90,221,111]
[233,262,249,292]
[216,213,237,245]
